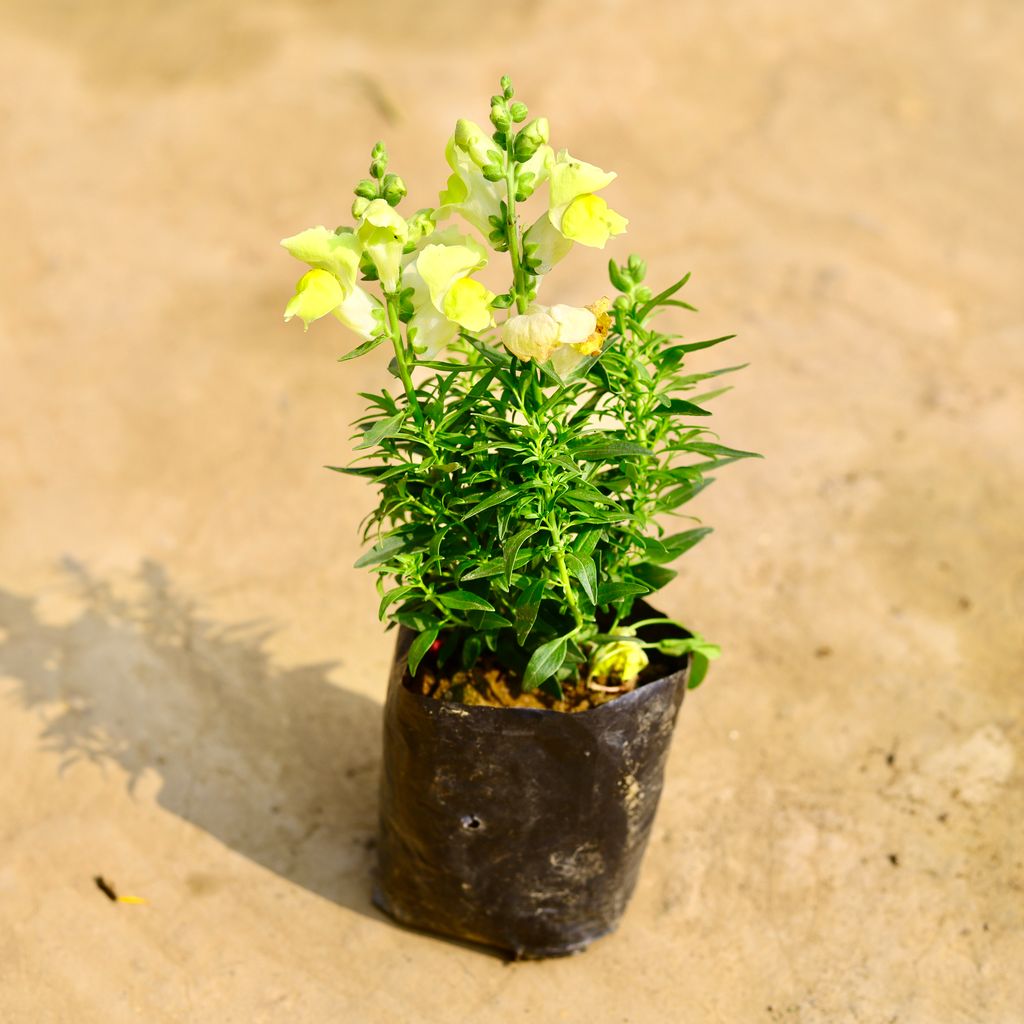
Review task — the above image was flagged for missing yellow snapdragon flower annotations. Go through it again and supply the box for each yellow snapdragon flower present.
[281,226,379,336]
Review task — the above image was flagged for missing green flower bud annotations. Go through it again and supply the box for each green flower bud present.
[481,162,504,183]
[454,118,503,170]
[402,208,435,252]
[509,101,529,123]
[370,140,387,163]
[354,178,378,200]
[352,195,371,218]
[608,261,631,292]
[513,117,549,162]
[358,250,379,281]
[490,102,511,132]
[500,74,513,98]
[381,173,407,206]
[627,254,647,282]
[515,171,536,202]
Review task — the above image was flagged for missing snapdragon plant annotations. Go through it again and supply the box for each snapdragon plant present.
[281,76,757,699]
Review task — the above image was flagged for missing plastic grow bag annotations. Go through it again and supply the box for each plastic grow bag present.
[373,609,690,958]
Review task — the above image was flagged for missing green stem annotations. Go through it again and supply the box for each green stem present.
[548,513,584,632]
[384,292,424,429]
[504,164,529,314]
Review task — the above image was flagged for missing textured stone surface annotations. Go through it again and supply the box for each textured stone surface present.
[1,2,1021,1020]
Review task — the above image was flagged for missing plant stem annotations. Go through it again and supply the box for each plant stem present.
[384,291,424,429]
[503,165,529,314]
[548,513,584,631]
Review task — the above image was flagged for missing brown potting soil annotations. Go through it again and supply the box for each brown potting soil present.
[409,654,674,713]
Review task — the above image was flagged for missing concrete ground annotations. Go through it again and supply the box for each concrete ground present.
[1,1,1022,1020]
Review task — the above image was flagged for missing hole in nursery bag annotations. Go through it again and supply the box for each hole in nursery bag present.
[460,815,483,831]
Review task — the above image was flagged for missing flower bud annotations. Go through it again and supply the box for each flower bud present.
[404,207,435,247]
[515,171,536,202]
[454,119,502,170]
[481,162,505,183]
[352,195,371,219]
[509,101,529,123]
[513,117,549,162]
[627,254,647,282]
[500,74,513,98]
[489,101,511,132]
[354,178,378,200]
[381,173,407,206]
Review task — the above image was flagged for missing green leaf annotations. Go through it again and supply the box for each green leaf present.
[355,412,405,450]
[338,333,388,362]
[407,626,439,677]
[630,562,678,590]
[685,442,762,461]
[688,651,710,689]
[657,478,711,512]
[563,553,597,604]
[462,487,516,519]
[661,398,711,417]
[377,585,413,620]
[572,529,601,560]
[460,558,505,582]
[659,527,713,559]
[523,634,569,691]
[596,581,649,604]
[571,440,651,461]
[437,590,495,612]
[514,578,545,645]
[468,611,513,629]
[503,526,539,587]
[677,334,735,354]
[636,272,691,319]
[354,534,406,568]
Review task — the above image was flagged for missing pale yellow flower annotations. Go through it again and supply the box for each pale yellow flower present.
[590,630,649,684]
[281,227,379,336]
[501,303,596,363]
[524,151,628,273]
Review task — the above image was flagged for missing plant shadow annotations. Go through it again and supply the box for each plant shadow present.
[0,558,385,918]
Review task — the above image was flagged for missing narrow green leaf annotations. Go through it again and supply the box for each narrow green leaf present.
[338,333,388,362]
[563,553,597,604]
[354,534,406,568]
[657,478,710,512]
[637,272,691,319]
[571,440,651,461]
[437,590,495,612]
[659,527,713,559]
[514,578,545,645]
[523,634,569,691]
[462,487,516,519]
[377,585,413,620]
[661,398,711,417]
[503,526,539,586]
[630,563,678,590]
[685,442,763,461]
[355,412,405,450]
[572,529,601,560]
[596,581,649,604]
[460,558,505,582]
[407,626,439,677]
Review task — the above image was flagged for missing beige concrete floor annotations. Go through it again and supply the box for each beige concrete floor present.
[1,1,1022,1020]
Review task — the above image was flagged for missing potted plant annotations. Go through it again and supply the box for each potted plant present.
[280,76,756,958]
